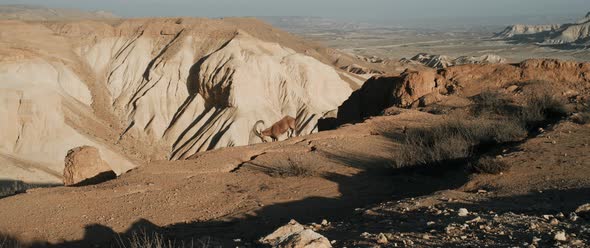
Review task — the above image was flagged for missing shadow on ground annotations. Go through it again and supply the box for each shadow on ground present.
[14,146,473,247]
[19,187,590,247]
[0,180,60,199]
[327,187,590,247]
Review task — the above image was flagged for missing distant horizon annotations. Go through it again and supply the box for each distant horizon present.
[1,1,588,27]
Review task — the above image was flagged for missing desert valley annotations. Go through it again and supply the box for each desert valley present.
[0,3,589,248]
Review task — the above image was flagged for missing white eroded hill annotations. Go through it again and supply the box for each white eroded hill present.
[495,12,590,46]
[0,18,367,186]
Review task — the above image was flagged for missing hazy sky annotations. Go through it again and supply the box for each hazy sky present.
[2,0,589,22]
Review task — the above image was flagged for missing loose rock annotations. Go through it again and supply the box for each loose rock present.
[575,203,590,219]
[458,208,469,217]
[260,220,332,248]
[63,146,116,186]
[377,233,388,244]
[554,231,567,242]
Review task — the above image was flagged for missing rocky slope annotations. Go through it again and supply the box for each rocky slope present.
[0,18,369,188]
[495,24,562,39]
[546,21,590,45]
[495,12,590,46]
[338,59,590,124]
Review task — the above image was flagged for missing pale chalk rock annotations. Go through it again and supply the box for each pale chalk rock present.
[554,231,567,242]
[576,203,590,219]
[260,219,332,248]
[377,233,388,244]
[575,203,590,214]
[458,208,469,217]
[63,146,116,186]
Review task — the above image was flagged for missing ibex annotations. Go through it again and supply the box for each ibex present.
[253,116,297,142]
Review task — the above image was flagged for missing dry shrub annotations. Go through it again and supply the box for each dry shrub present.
[517,93,568,129]
[572,112,590,125]
[117,230,210,248]
[394,90,568,168]
[393,119,526,167]
[572,100,590,125]
[470,157,511,174]
[473,90,513,116]
[425,105,449,115]
[261,158,314,178]
[473,90,568,129]
[0,233,21,248]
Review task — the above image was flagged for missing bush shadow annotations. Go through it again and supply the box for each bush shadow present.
[0,180,61,199]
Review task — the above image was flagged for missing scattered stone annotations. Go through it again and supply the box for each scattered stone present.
[529,223,538,229]
[445,225,455,234]
[576,203,590,218]
[554,231,567,242]
[427,221,436,226]
[321,219,329,226]
[422,234,430,240]
[311,223,322,230]
[458,208,469,217]
[543,215,553,220]
[569,212,579,221]
[377,233,388,244]
[260,219,332,248]
[549,218,559,225]
[507,85,519,92]
[467,216,482,223]
[63,146,116,186]
[572,239,583,245]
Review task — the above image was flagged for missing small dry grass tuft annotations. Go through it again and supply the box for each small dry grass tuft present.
[572,112,590,125]
[261,158,314,178]
[572,100,590,125]
[470,157,511,175]
[117,230,210,248]
[425,105,450,115]
[0,233,22,248]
